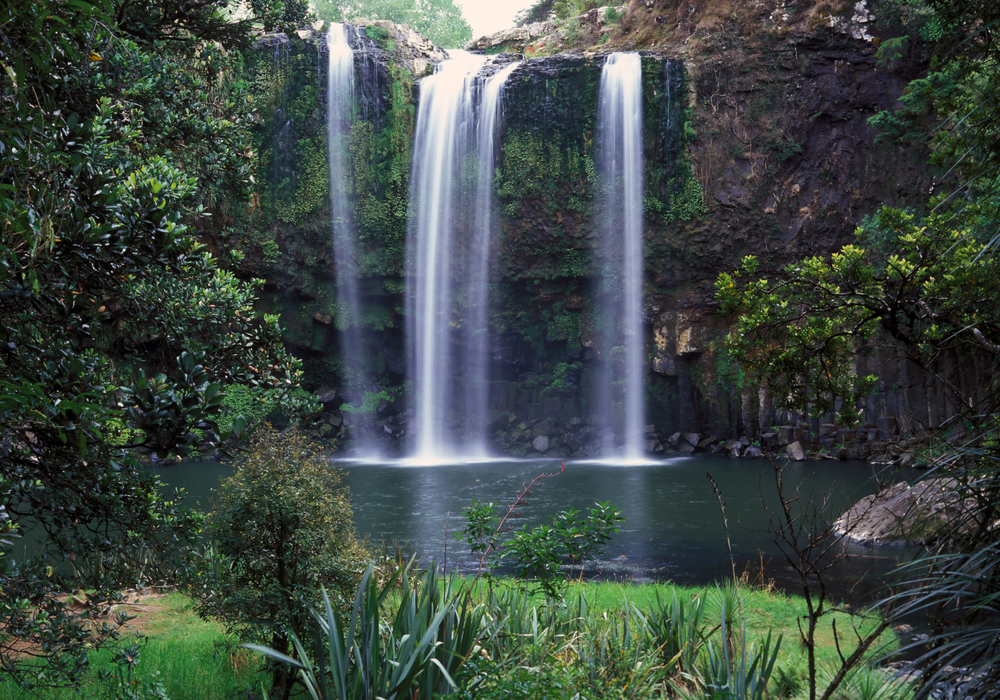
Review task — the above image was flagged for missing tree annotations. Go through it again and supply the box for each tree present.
[0,0,314,690]
[515,0,557,26]
[715,204,1000,426]
[313,0,472,48]
[197,426,368,700]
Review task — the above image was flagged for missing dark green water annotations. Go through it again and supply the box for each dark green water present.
[154,455,909,599]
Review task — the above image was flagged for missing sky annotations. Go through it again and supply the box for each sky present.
[453,0,538,40]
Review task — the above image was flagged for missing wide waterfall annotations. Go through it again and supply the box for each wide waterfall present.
[595,53,646,461]
[406,53,519,463]
[326,24,370,450]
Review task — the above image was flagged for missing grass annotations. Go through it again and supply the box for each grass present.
[0,579,900,699]
[0,592,265,700]
[473,579,898,686]
[457,578,897,660]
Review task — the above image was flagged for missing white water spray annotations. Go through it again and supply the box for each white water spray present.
[463,60,521,456]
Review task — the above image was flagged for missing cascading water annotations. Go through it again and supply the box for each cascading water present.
[406,52,527,463]
[463,60,522,456]
[326,24,370,450]
[595,53,646,461]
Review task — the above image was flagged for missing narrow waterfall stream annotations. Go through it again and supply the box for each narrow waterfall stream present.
[464,60,522,456]
[595,53,646,461]
[407,51,488,462]
[326,24,374,451]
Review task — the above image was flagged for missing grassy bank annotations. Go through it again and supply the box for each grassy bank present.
[0,579,902,699]
[0,592,262,700]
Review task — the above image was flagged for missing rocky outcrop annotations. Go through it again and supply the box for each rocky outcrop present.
[348,19,446,76]
[833,479,977,545]
[465,5,628,53]
[465,21,556,52]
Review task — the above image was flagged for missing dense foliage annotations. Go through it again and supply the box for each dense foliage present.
[515,0,619,24]
[312,0,472,47]
[715,205,1000,426]
[0,0,316,690]
[198,427,366,699]
[249,565,487,700]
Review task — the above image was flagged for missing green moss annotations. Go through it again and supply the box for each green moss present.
[261,237,282,264]
[546,303,582,343]
[340,386,401,414]
[348,64,414,276]
[219,384,275,434]
[276,135,329,223]
[665,176,707,221]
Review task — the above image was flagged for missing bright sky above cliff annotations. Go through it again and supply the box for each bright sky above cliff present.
[454,0,536,40]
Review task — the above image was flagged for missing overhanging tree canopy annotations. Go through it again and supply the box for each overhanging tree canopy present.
[0,0,315,689]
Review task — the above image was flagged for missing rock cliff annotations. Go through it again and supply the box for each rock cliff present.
[207,1,943,457]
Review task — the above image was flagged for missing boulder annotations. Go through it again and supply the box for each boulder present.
[834,478,976,545]
[532,435,550,453]
[777,426,794,446]
[785,441,806,461]
[465,20,555,51]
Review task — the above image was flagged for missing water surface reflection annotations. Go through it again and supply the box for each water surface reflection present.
[156,456,909,600]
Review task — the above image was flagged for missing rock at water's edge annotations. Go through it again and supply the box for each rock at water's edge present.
[785,441,806,461]
[833,478,975,545]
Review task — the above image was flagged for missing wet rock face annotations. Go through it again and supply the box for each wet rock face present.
[674,27,931,299]
[238,15,943,453]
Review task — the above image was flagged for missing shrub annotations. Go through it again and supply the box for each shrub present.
[196,426,368,699]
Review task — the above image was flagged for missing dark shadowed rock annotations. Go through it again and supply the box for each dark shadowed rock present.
[834,478,976,545]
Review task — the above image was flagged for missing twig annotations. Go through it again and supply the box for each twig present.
[707,472,737,582]
[476,462,564,575]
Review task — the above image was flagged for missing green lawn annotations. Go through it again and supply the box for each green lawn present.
[0,579,901,699]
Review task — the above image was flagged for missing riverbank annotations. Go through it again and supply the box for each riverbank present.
[0,580,905,699]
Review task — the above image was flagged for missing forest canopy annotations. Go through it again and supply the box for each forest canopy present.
[312,0,472,47]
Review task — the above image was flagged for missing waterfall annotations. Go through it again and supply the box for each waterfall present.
[464,60,521,456]
[406,50,504,462]
[595,53,646,461]
[326,24,369,449]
